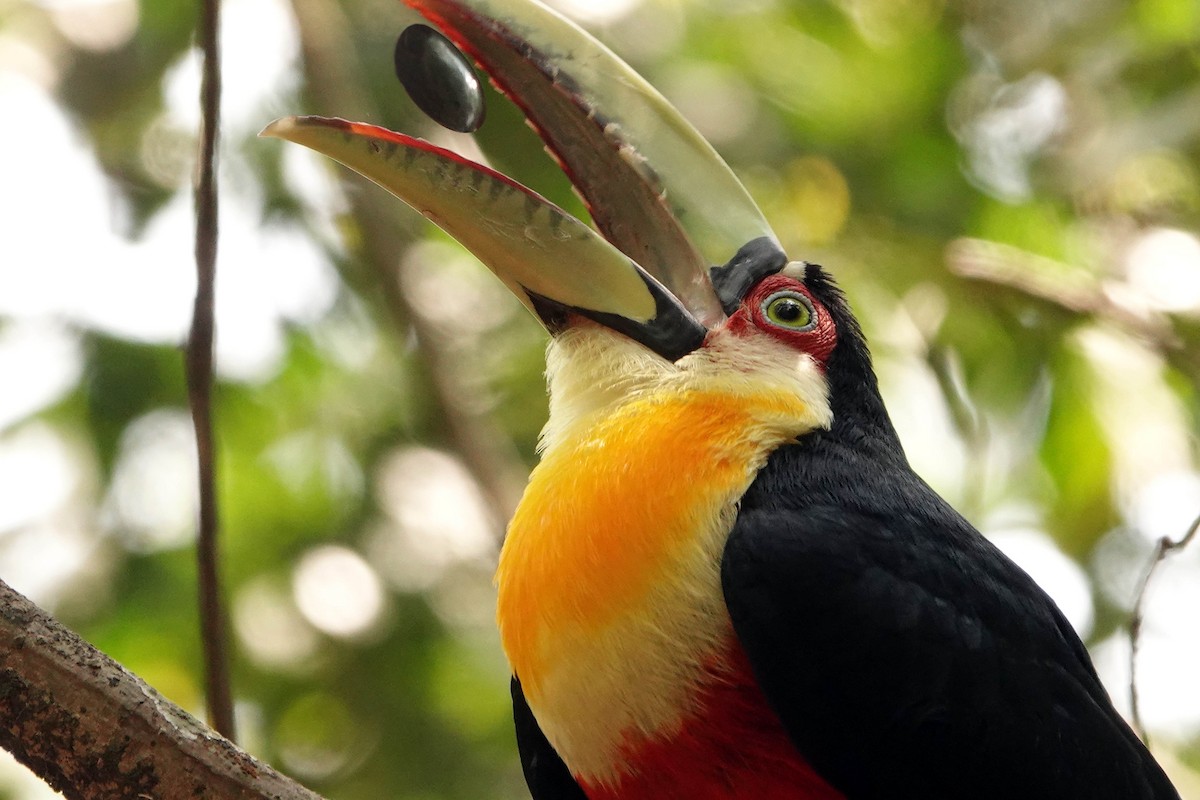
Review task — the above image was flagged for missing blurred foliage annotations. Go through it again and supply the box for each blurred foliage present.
[2,0,1200,797]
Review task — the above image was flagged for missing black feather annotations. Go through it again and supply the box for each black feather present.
[512,677,588,800]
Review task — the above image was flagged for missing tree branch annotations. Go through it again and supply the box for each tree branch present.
[0,579,324,800]
[945,237,1181,350]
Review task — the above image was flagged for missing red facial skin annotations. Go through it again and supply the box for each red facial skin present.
[723,275,838,370]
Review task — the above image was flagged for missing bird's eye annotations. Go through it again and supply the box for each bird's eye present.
[760,291,816,331]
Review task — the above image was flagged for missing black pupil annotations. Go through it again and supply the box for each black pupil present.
[774,299,804,322]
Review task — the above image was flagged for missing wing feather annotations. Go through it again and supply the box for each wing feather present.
[721,492,1178,800]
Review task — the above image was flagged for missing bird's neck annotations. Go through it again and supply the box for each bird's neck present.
[495,329,825,784]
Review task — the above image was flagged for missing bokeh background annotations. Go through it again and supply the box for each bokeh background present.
[2,0,1200,797]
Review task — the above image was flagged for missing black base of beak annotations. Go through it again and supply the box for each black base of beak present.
[526,272,708,363]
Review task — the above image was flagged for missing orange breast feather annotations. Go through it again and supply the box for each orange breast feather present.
[497,388,806,700]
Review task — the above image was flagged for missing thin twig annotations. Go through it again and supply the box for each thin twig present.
[1129,512,1200,744]
[188,0,235,740]
[926,345,989,518]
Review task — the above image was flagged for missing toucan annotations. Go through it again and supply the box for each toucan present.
[264,1,1182,797]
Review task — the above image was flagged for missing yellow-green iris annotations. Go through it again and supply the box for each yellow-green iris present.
[761,291,816,331]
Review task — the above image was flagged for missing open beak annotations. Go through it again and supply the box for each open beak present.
[262,0,787,361]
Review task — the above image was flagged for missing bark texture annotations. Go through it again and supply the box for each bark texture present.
[0,579,325,800]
